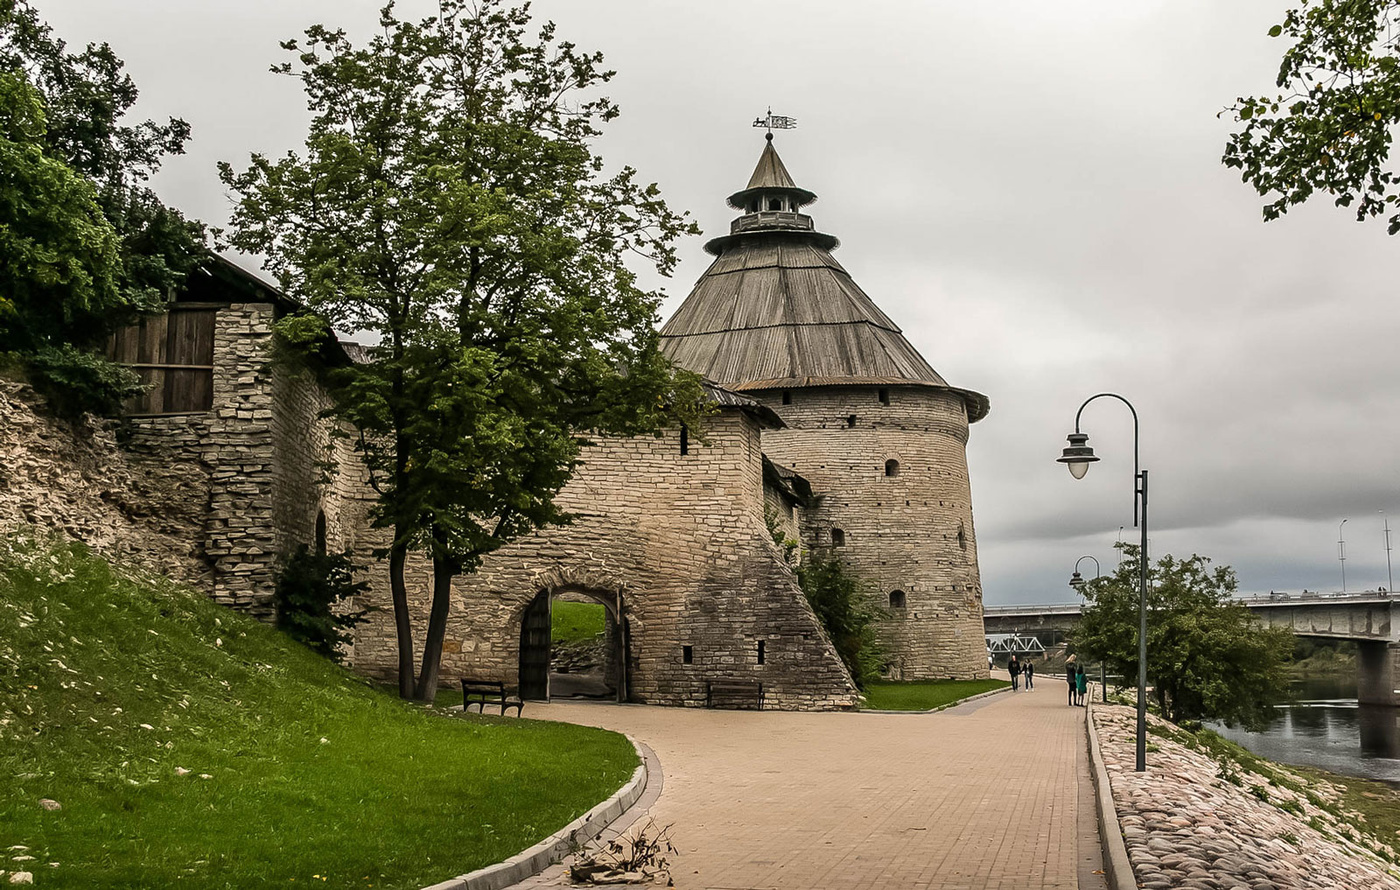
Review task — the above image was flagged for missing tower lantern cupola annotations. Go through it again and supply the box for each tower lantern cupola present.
[706,135,838,255]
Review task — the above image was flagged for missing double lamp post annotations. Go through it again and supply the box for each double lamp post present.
[1057,393,1150,772]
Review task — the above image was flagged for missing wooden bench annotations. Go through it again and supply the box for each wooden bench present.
[706,680,764,710]
[461,679,523,717]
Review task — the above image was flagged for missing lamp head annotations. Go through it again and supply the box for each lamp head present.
[1057,432,1099,480]
[1069,571,1085,590]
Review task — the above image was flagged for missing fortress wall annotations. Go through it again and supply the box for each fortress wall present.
[3,299,859,709]
[349,410,858,709]
[120,302,358,620]
[750,384,988,680]
[269,359,367,563]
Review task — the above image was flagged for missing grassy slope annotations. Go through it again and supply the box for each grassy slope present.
[862,678,1009,711]
[0,536,635,888]
[551,601,605,645]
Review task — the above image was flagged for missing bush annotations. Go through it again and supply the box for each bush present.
[273,545,368,661]
[15,344,144,416]
[796,553,887,689]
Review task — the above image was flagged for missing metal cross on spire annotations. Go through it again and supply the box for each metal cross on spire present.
[753,107,797,136]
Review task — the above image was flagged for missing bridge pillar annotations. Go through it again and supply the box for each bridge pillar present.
[1357,641,1400,706]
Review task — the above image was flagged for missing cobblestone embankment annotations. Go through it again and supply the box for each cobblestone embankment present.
[1094,704,1400,889]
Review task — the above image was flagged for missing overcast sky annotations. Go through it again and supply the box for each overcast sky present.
[39,0,1400,604]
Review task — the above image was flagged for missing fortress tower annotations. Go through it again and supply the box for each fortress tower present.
[660,135,991,679]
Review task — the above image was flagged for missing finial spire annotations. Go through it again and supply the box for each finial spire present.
[752,107,797,136]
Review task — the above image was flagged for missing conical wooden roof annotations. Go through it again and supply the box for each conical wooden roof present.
[660,140,989,423]
[727,135,816,209]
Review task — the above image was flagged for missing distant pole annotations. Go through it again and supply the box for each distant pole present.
[1384,512,1394,593]
[1339,518,1349,593]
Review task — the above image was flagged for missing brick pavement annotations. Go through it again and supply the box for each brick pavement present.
[517,685,1102,890]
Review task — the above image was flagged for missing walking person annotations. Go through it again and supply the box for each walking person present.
[1065,654,1077,706]
[1075,662,1089,706]
[1008,654,1020,691]
[1023,658,1035,690]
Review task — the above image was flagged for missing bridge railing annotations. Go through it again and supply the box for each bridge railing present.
[1232,591,1395,605]
[987,591,1396,614]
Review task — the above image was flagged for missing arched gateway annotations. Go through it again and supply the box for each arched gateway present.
[517,584,630,703]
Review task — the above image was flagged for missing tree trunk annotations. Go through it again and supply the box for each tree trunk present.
[413,549,456,703]
[390,540,415,700]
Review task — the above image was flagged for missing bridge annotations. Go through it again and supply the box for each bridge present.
[984,591,1400,706]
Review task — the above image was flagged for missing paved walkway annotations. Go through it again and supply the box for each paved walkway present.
[518,684,1104,890]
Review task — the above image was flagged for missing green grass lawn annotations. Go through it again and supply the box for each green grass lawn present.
[0,535,636,889]
[551,600,605,644]
[862,678,1010,711]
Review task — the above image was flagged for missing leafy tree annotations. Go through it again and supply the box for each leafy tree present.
[0,0,205,413]
[221,0,705,702]
[796,554,887,689]
[0,69,116,338]
[274,546,369,662]
[1072,545,1293,730]
[1224,1,1400,233]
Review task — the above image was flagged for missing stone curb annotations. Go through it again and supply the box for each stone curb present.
[1085,699,1136,890]
[859,684,1011,715]
[422,735,652,890]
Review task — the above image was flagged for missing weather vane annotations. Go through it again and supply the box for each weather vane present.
[753,107,797,136]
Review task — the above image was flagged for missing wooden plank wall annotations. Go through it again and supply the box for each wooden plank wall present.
[106,307,216,415]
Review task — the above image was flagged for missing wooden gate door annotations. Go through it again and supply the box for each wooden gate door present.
[518,593,551,700]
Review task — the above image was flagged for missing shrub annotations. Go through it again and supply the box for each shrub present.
[17,344,145,416]
[273,545,368,661]
[796,553,887,689]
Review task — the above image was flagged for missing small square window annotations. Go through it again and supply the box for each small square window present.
[683,645,693,664]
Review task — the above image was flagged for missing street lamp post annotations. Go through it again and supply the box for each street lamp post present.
[1057,393,1149,772]
[1069,555,1101,591]
[1339,518,1348,594]
[1383,512,1394,593]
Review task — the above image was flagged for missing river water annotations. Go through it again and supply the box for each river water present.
[1208,675,1400,785]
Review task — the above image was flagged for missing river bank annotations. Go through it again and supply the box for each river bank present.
[1092,704,1400,889]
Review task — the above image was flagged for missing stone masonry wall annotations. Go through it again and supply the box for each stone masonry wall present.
[5,300,376,627]
[122,302,314,619]
[762,481,804,561]
[350,410,859,710]
[0,379,210,586]
[270,361,367,562]
[751,384,988,680]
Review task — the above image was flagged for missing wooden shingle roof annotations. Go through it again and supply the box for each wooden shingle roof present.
[660,140,989,423]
